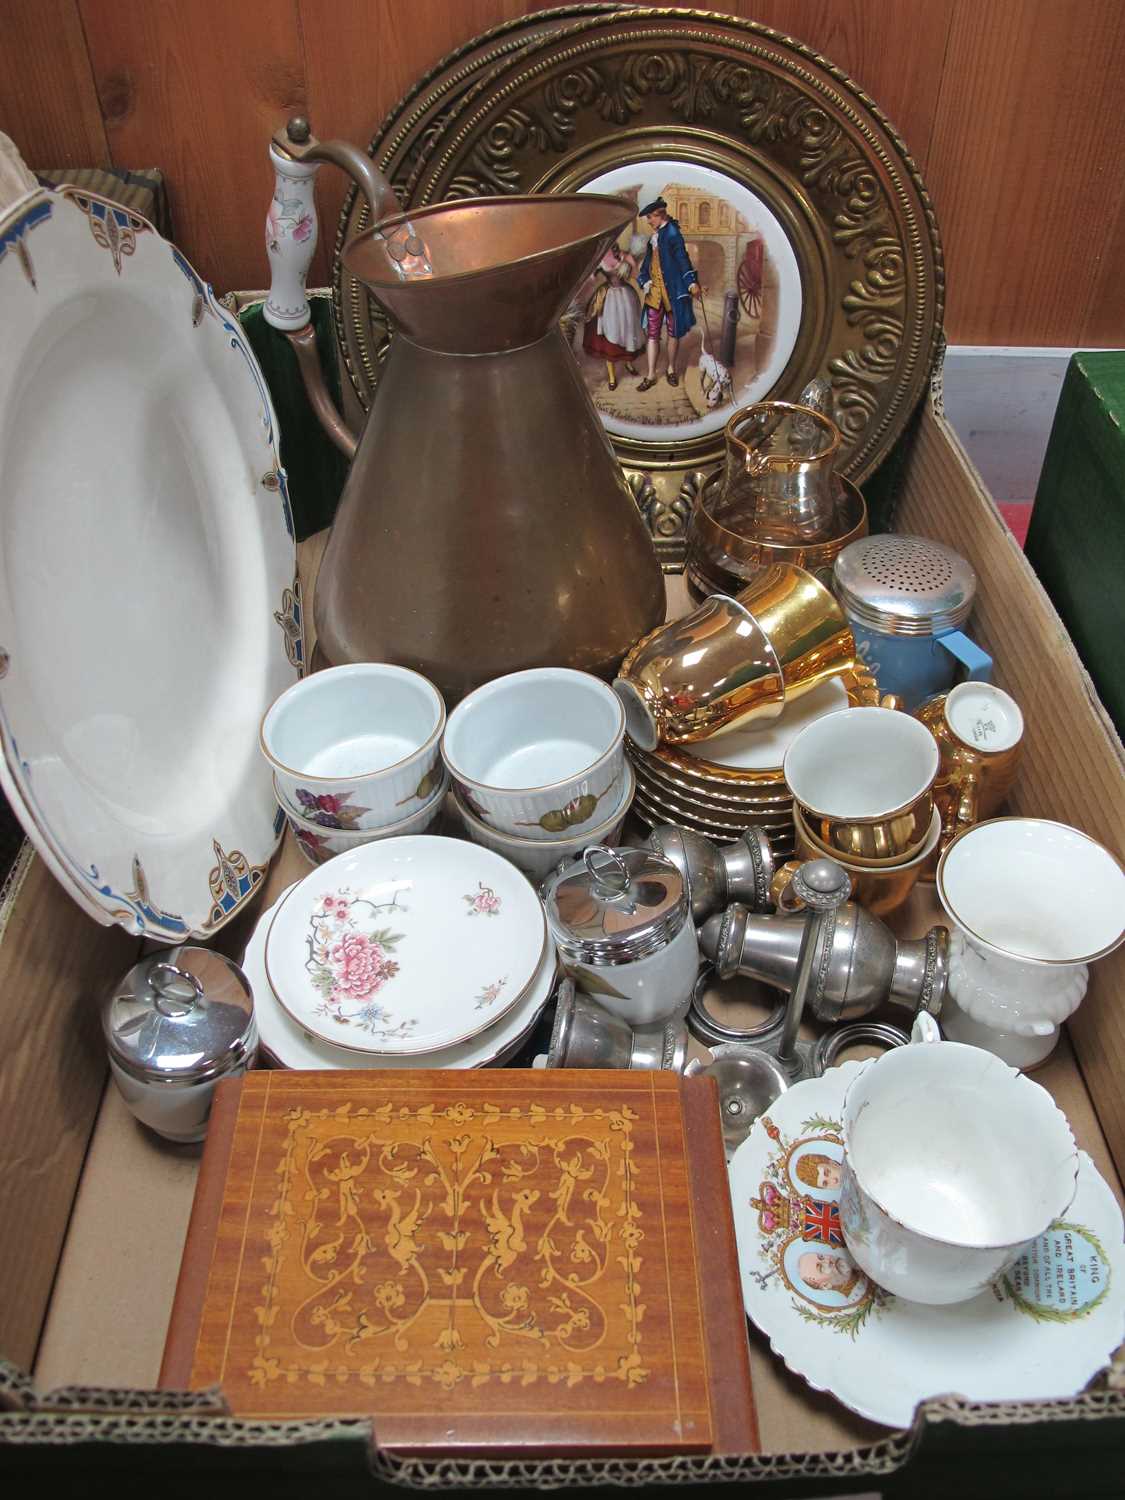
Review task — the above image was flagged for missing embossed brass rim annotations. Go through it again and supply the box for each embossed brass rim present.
[334,5,944,501]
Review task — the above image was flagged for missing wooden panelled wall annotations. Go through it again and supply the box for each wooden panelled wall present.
[2,0,1124,346]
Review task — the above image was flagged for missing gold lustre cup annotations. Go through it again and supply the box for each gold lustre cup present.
[783,703,939,862]
[798,797,934,863]
[614,563,855,751]
[788,806,943,918]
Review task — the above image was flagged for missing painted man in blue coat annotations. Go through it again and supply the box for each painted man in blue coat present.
[636,197,703,391]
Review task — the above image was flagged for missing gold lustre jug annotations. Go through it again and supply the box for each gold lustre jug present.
[265,118,664,703]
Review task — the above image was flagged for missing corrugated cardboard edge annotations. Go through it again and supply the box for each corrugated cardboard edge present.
[2,1389,1124,1486]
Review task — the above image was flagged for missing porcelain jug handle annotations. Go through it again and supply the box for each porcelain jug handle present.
[263,118,395,459]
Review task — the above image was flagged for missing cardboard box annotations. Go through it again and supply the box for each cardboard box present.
[2,390,1124,1493]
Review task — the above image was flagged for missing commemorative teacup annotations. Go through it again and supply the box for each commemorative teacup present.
[838,1014,1079,1305]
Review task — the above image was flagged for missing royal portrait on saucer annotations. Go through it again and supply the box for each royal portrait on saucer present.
[748,1113,890,1335]
[570,160,802,446]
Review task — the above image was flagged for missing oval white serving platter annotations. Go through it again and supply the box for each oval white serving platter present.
[0,187,298,939]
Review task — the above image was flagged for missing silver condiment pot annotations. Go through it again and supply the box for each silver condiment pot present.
[102,947,258,1143]
[547,979,688,1071]
[545,846,699,1026]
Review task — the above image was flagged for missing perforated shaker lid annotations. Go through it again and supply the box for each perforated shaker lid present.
[833,534,977,637]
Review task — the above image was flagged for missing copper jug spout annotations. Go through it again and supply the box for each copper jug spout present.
[344,194,644,354]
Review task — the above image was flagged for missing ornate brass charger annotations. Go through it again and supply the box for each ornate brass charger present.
[333,7,943,566]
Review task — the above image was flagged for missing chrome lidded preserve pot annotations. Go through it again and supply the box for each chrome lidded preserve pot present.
[102,947,258,1143]
[545,845,699,1026]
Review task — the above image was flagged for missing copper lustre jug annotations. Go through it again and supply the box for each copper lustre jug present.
[265,118,664,703]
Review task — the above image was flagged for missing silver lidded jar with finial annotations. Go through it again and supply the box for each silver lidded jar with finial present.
[102,946,258,1142]
[544,845,699,1026]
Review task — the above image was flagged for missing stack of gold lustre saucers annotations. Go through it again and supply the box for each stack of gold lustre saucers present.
[628,667,879,858]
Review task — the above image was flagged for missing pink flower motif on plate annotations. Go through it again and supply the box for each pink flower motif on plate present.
[329,931,399,1001]
[464,882,502,917]
[475,977,507,1011]
[305,889,411,1036]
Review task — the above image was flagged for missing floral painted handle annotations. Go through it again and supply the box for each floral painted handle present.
[263,118,398,459]
[265,141,319,331]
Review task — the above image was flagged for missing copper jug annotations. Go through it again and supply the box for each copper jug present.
[264,119,664,703]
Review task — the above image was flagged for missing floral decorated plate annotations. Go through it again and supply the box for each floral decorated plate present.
[245,885,556,1070]
[0,187,297,940]
[729,1061,1125,1428]
[264,835,548,1055]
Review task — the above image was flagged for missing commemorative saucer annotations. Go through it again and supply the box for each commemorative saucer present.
[728,1060,1125,1427]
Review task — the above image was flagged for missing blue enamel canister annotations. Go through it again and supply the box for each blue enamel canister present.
[833,535,992,708]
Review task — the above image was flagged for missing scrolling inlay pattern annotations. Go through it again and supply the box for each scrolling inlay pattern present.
[250,1100,648,1395]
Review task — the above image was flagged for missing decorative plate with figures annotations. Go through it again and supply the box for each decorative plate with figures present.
[729,1061,1125,1428]
[264,836,547,1057]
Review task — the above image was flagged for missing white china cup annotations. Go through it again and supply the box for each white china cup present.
[839,1013,1079,1305]
[451,762,635,883]
[783,704,940,824]
[261,663,445,830]
[441,667,626,841]
[278,770,449,865]
[936,817,1125,1068]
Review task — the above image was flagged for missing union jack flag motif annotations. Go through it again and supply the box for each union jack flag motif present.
[802,1197,843,1246]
